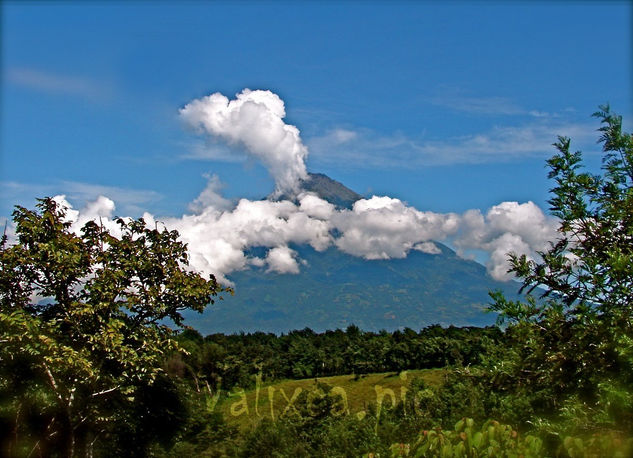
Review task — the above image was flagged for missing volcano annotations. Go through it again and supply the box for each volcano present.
[184,173,523,335]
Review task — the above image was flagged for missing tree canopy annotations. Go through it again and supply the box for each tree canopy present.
[497,105,632,317]
[489,105,633,433]
[0,198,225,457]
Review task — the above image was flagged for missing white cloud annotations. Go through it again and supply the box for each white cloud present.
[307,121,597,168]
[80,195,116,220]
[51,194,124,239]
[266,246,300,274]
[1,180,161,217]
[413,241,441,254]
[6,67,111,101]
[298,193,335,220]
[319,128,358,145]
[431,94,562,119]
[45,190,557,284]
[60,181,162,215]
[0,216,15,242]
[160,195,332,283]
[331,196,460,260]
[454,201,559,280]
[180,89,309,196]
[188,174,233,213]
[485,233,532,281]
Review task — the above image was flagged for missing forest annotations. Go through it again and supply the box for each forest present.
[1,106,632,457]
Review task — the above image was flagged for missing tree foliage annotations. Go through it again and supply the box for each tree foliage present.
[168,325,500,394]
[501,104,632,315]
[488,105,633,433]
[0,198,225,457]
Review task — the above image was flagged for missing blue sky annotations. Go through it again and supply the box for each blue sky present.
[1,2,631,280]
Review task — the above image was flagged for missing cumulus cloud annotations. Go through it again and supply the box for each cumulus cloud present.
[79,195,116,220]
[454,201,559,280]
[51,194,124,239]
[180,89,308,196]
[9,89,560,286]
[298,193,335,220]
[332,196,460,260]
[413,242,442,255]
[45,188,558,286]
[266,246,300,274]
[160,195,332,283]
[1,180,161,217]
[187,174,232,213]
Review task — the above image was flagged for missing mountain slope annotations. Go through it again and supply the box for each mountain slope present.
[301,172,362,209]
[183,173,523,335]
[277,172,362,209]
[184,242,522,334]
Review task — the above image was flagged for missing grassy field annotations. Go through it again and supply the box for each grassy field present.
[215,369,445,431]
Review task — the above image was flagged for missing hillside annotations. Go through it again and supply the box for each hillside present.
[216,369,445,431]
[183,242,522,334]
[181,172,524,334]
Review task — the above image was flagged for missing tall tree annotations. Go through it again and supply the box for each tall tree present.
[490,105,633,431]
[0,198,226,457]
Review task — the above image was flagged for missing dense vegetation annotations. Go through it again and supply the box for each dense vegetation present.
[0,202,226,457]
[170,325,501,392]
[2,106,632,456]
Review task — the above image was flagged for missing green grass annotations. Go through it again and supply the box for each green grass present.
[215,369,445,431]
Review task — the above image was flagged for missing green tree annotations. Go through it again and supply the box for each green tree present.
[0,198,226,457]
[497,104,632,318]
[490,105,633,432]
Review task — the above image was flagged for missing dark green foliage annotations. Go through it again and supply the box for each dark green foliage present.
[486,106,633,437]
[0,198,225,457]
[171,325,502,394]
[237,383,380,457]
[396,418,545,457]
[151,382,239,458]
[103,374,188,457]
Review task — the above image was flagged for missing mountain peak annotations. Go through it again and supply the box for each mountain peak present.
[278,172,362,209]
